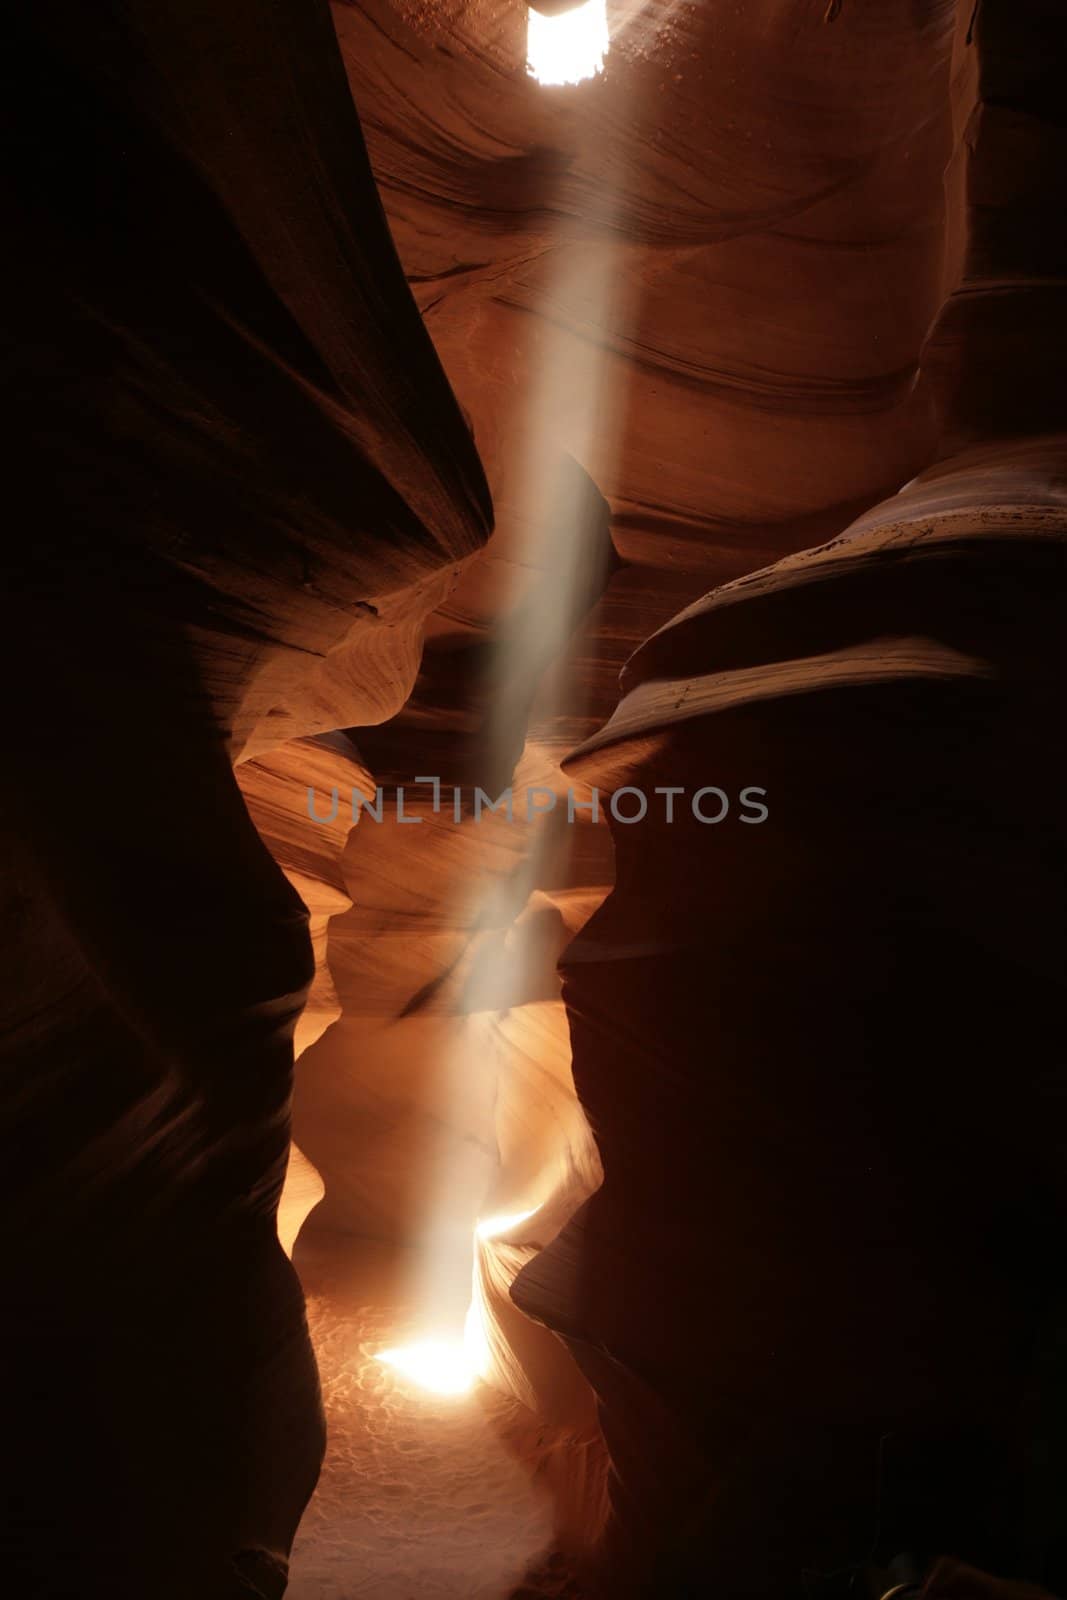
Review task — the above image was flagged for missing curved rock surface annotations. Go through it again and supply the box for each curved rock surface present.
[510,1,1067,1590]
[2,0,487,1593]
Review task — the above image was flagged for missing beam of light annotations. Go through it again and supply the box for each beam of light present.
[475,1207,539,1240]
[463,1297,493,1385]
[375,1337,477,1397]
[376,1207,543,1397]
[379,30,633,1402]
[527,0,609,86]
[391,218,630,1392]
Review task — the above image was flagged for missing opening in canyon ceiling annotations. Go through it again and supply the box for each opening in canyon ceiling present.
[527,0,610,85]
[3,2,1065,1600]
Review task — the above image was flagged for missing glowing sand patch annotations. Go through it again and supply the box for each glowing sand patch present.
[375,1338,476,1397]
[527,0,609,87]
[376,1206,544,1396]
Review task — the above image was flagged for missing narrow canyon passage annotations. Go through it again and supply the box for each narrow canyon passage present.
[287,1236,592,1600]
[4,0,1066,1597]
[291,1306,552,1600]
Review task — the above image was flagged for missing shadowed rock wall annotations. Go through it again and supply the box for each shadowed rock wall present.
[512,1,1067,1591]
[1,2,489,1593]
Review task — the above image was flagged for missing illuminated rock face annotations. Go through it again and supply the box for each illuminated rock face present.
[333,0,956,539]
[3,0,1065,1596]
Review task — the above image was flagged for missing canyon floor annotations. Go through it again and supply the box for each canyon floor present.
[288,1236,586,1600]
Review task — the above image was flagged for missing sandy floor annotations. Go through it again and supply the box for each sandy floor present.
[287,1238,586,1600]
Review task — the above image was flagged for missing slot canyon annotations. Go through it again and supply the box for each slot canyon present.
[3,0,1065,1597]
